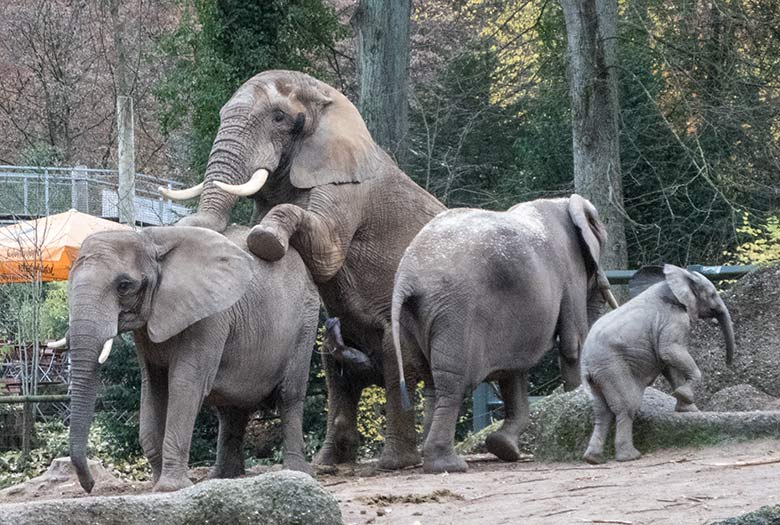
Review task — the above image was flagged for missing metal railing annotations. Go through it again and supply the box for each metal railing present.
[0,165,192,226]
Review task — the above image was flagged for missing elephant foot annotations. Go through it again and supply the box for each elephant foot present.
[673,384,695,405]
[314,442,358,466]
[423,453,468,474]
[615,446,642,462]
[283,456,313,475]
[582,449,606,465]
[376,447,421,471]
[485,431,521,462]
[675,400,700,413]
[207,463,245,480]
[153,475,193,492]
[247,224,288,261]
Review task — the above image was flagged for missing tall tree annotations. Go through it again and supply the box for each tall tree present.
[353,0,412,166]
[559,0,627,271]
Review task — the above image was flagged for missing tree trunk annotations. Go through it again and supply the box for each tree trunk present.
[560,0,627,272]
[353,0,412,167]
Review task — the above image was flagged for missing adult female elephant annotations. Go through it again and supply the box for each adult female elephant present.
[161,70,445,469]
[390,195,619,473]
[64,226,319,493]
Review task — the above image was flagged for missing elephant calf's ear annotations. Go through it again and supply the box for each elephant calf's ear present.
[663,264,698,318]
[143,227,254,343]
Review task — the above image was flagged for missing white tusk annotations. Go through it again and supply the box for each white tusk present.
[98,338,114,364]
[158,182,204,201]
[213,169,269,196]
[47,338,68,350]
[602,288,620,310]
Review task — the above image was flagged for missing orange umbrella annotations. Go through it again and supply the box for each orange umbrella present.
[0,209,131,283]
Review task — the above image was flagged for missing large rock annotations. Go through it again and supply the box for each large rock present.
[705,384,780,412]
[457,386,780,461]
[0,470,343,525]
[688,266,780,403]
[715,505,780,524]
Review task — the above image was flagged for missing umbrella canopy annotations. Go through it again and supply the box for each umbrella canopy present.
[0,209,131,283]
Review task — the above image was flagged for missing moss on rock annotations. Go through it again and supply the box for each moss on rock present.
[457,386,780,462]
[714,505,780,524]
[0,470,343,525]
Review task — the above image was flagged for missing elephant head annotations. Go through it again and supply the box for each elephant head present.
[663,264,736,365]
[163,70,382,233]
[65,227,251,492]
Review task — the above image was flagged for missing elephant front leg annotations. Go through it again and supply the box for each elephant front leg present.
[485,372,529,462]
[662,368,699,412]
[154,364,210,492]
[659,343,702,412]
[247,203,349,282]
[138,360,168,484]
[210,406,249,479]
[279,396,311,474]
[314,355,363,466]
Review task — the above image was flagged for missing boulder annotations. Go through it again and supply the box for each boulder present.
[457,386,780,461]
[0,470,343,525]
[688,266,780,403]
[705,384,780,412]
[714,505,780,524]
[0,457,130,502]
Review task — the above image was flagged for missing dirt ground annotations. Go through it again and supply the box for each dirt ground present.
[322,439,780,525]
[1,440,778,524]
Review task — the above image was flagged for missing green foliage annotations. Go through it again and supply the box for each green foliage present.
[727,214,780,265]
[156,0,344,182]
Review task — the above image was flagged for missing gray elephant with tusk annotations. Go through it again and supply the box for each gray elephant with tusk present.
[391,195,618,473]
[581,264,736,465]
[160,70,445,470]
[63,225,319,493]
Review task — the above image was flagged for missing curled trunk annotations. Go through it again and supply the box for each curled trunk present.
[715,303,736,365]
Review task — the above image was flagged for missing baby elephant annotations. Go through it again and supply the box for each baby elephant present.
[581,264,735,464]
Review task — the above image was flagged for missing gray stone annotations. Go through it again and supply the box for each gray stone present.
[457,386,780,462]
[714,504,780,524]
[0,470,343,525]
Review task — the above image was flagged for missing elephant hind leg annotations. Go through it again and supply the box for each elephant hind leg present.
[314,354,363,466]
[599,374,643,462]
[583,385,613,464]
[485,372,529,462]
[210,406,249,479]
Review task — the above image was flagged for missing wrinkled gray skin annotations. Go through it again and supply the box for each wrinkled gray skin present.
[66,226,319,493]
[581,264,736,464]
[391,195,613,473]
[171,70,445,469]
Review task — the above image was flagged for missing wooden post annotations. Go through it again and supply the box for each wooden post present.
[117,95,135,225]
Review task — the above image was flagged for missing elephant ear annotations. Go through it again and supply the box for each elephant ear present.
[567,194,607,271]
[663,264,698,318]
[142,226,254,343]
[289,88,377,189]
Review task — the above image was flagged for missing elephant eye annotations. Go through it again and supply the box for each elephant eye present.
[116,276,136,295]
[272,110,286,123]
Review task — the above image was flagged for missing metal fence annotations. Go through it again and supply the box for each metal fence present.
[0,165,192,226]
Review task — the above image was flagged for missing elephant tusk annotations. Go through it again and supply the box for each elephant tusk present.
[98,338,114,364]
[47,337,68,350]
[602,288,620,310]
[213,169,269,196]
[158,182,204,201]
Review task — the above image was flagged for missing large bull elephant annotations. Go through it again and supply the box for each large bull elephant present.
[161,70,445,469]
[64,226,319,493]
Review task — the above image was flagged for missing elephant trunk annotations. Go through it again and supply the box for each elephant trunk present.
[67,290,118,493]
[175,116,266,233]
[715,300,735,366]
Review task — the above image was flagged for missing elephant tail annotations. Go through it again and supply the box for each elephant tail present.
[391,276,415,411]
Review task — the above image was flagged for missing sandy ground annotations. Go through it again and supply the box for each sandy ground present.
[322,440,780,525]
[2,440,778,524]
